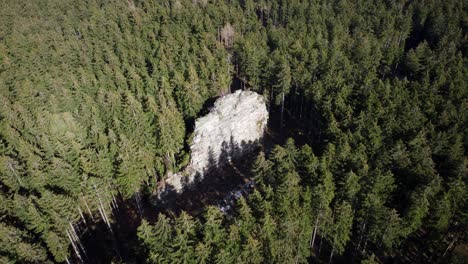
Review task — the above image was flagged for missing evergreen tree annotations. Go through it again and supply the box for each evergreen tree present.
[0,0,466,262]
[273,56,291,128]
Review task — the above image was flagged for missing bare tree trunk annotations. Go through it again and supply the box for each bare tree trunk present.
[357,221,366,251]
[397,32,402,47]
[69,222,87,261]
[328,242,335,264]
[290,86,295,117]
[101,203,111,230]
[110,191,119,213]
[378,225,390,248]
[82,196,95,222]
[69,222,79,239]
[94,184,112,231]
[280,92,285,129]
[98,204,111,231]
[78,207,87,225]
[8,162,22,185]
[393,62,400,75]
[310,214,320,249]
[363,235,369,253]
[96,204,106,224]
[66,229,83,263]
[111,197,117,212]
[442,236,457,257]
[135,191,143,217]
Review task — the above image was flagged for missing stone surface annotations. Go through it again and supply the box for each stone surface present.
[164,90,268,193]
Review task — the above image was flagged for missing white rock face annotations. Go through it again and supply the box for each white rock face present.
[164,90,268,193]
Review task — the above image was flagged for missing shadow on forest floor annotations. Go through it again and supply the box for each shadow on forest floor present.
[154,137,261,217]
[80,138,262,264]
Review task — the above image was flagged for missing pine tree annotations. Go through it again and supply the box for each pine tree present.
[310,160,336,253]
[138,216,174,264]
[252,151,273,187]
[215,225,241,264]
[0,222,48,263]
[116,135,147,198]
[202,206,226,260]
[171,212,198,264]
[153,90,186,170]
[273,56,291,128]
[327,201,353,263]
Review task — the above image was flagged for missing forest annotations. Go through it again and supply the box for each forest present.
[0,0,467,263]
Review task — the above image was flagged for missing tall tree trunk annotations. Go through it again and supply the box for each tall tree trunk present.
[110,191,119,213]
[378,225,390,248]
[357,221,366,251]
[328,242,335,264]
[442,236,458,257]
[78,207,87,225]
[280,92,285,129]
[94,185,112,231]
[363,235,369,253]
[318,233,323,256]
[135,191,143,217]
[8,162,22,185]
[97,205,107,228]
[82,196,95,221]
[310,213,320,249]
[290,85,295,117]
[69,222,87,261]
[66,229,83,263]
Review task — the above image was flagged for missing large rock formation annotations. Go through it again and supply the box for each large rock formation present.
[164,90,268,193]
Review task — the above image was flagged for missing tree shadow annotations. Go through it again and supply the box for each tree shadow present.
[153,137,262,218]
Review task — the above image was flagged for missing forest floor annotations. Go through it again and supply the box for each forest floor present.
[154,153,257,217]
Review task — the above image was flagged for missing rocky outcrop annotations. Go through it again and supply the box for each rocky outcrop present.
[163,90,268,193]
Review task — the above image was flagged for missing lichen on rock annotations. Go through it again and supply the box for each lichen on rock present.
[163,90,268,193]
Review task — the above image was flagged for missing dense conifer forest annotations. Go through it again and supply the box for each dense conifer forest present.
[0,0,467,263]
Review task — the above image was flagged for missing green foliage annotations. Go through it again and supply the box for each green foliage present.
[0,223,48,262]
[1,0,466,262]
[137,216,174,264]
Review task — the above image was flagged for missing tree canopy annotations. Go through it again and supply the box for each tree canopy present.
[0,0,466,263]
